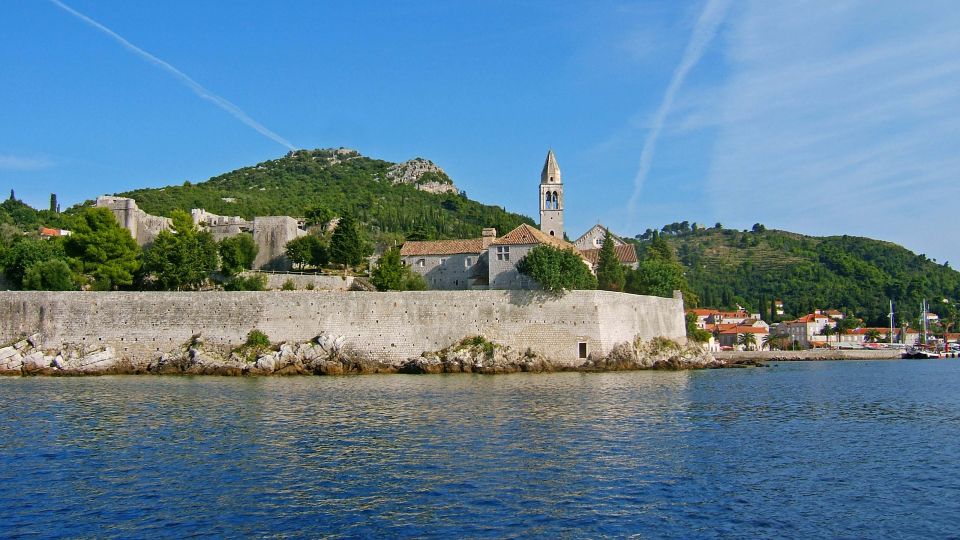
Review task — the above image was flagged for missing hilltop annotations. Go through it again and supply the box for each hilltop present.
[112,148,532,241]
[632,225,960,326]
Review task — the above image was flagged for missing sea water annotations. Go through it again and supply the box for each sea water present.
[1,360,958,538]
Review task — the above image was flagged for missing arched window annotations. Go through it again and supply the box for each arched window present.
[544,191,552,208]
[549,230,555,236]
[552,191,560,209]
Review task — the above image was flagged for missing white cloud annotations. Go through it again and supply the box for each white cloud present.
[707,0,960,262]
[0,155,54,171]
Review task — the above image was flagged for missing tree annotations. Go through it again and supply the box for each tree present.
[64,207,141,290]
[285,235,327,269]
[285,235,314,269]
[517,245,597,293]
[822,325,835,345]
[329,213,369,267]
[625,236,698,307]
[371,247,405,290]
[835,317,857,345]
[305,205,334,228]
[737,332,757,351]
[141,211,217,290]
[596,228,625,292]
[218,234,258,276]
[864,329,882,343]
[22,259,75,290]
[370,247,426,291]
[752,223,766,233]
[0,236,66,286]
[685,312,712,343]
[49,193,58,213]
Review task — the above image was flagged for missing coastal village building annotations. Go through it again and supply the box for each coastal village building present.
[400,150,638,290]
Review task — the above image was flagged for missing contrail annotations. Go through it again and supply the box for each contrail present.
[49,0,296,151]
[627,0,730,224]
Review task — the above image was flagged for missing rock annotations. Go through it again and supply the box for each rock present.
[77,348,118,373]
[21,352,49,374]
[0,346,19,362]
[254,354,276,372]
[27,333,43,348]
[52,355,65,370]
[0,350,24,373]
[385,158,459,194]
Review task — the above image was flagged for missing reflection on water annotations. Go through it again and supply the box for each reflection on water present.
[1,361,959,538]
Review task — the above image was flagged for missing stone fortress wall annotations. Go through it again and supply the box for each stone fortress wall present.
[0,290,686,366]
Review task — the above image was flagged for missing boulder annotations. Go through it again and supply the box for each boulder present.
[254,354,276,372]
[21,352,49,374]
[0,349,23,373]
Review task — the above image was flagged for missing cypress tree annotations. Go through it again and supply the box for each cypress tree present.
[596,228,625,292]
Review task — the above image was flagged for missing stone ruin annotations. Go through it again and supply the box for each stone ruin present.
[95,196,307,271]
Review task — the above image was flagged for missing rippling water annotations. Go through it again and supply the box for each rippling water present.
[2,360,959,538]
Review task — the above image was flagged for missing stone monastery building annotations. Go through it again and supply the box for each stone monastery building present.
[400,150,637,290]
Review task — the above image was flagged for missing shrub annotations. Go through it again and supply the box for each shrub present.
[245,329,270,348]
[224,273,267,291]
[281,278,296,291]
[516,245,597,293]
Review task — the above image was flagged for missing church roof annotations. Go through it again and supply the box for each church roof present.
[573,224,626,247]
[541,149,561,184]
[400,238,485,256]
[491,223,574,250]
[578,244,638,266]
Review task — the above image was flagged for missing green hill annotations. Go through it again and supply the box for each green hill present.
[113,148,533,241]
[632,225,960,326]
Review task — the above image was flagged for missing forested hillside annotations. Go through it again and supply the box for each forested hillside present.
[115,148,533,240]
[633,225,960,326]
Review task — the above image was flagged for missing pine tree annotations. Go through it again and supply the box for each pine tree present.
[49,193,58,213]
[596,228,625,292]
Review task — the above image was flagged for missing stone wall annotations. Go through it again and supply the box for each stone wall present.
[488,244,539,290]
[95,196,172,245]
[241,272,355,291]
[252,217,306,270]
[402,252,483,290]
[0,290,686,366]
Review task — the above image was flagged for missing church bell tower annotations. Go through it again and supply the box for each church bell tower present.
[539,149,564,238]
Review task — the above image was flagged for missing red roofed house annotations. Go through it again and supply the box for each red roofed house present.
[779,312,836,348]
[38,227,71,238]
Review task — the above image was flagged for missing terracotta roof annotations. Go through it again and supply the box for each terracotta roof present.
[718,326,769,335]
[788,313,833,323]
[578,244,638,265]
[38,227,61,237]
[491,224,574,250]
[400,238,484,256]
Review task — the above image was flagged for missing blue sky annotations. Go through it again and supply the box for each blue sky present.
[2,1,958,264]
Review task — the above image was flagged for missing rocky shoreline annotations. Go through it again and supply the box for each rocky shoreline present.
[0,334,761,377]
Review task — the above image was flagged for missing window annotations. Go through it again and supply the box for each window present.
[578,342,588,359]
[549,230,555,236]
[496,246,510,261]
[595,238,602,246]
[439,258,446,265]
[416,259,425,267]
[465,257,473,267]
